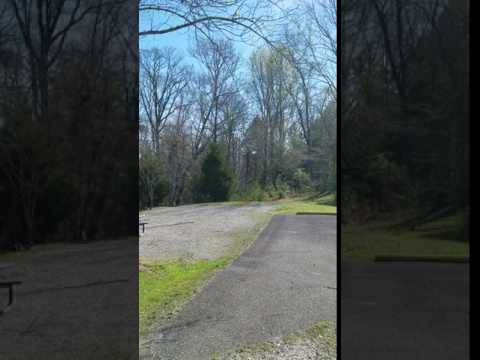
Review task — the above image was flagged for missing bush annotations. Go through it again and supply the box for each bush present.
[265,184,277,199]
[276,180,289,199]
[139,149,169,209]
[292,168,312,192]
[327,161,337,194]
[249,182,266,201]
[264,180,290,200]
[232,182,266,202]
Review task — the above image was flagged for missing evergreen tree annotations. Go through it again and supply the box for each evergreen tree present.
[195,143,232,202]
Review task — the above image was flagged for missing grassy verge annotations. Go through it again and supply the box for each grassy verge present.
[306,320,337,352]
[271,194,337,215]
[342,213,469,261]
[227,211,273,258]
[139,258,228,334]
[212,320,336,360]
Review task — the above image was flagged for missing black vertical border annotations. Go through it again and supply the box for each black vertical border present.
[336,0,342,358]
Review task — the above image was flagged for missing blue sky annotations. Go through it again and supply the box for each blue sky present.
[138,0,303,68]
[139,15,192,53]
[138,1,336,82]
[139,14,258,70]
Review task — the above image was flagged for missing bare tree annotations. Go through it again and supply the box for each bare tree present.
[139,0,292,46]
[249,47,290,186]
[164,95,192,205]
[303,0,337,96]
[0,122,54,248]
[140,47,190,154]
[220,88,247,172]
[7,0,106,122]
[191,37,239,144]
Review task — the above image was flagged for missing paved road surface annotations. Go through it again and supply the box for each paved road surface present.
[141,215,337,359]
[0,239,138,360]
[341,262,469,360]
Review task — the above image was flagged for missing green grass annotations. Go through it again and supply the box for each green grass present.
[306,320,337,353]
[271,194,337,215]
[139,258,228,334]
[342,213,469,261]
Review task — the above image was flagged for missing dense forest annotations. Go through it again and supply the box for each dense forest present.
[0,1,138,250]
[341,0,469,233]
[0,0,337,249]
[139,0,337,208]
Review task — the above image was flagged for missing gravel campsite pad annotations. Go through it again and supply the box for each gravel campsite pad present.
[139,203,274,261]
[214,321,337,360]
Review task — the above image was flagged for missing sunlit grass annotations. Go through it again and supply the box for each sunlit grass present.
[139,258,228,334]
[271,194,337,215]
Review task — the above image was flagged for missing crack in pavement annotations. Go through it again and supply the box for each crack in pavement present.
[18,278,131,296]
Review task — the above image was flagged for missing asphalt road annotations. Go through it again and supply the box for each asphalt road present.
[141,215,337,360]
[341,262,469,360]
[0,239,138,360]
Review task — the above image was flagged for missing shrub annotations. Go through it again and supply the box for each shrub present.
[292,168,312,192]
[265,184,277,199]
[249,182,266,201]
[276,180,290,199]
[232,182,266,201]
[139,149,169,209]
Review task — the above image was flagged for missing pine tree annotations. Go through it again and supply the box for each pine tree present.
[195,143,232,202]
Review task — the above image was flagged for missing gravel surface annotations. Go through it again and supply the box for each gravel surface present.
[216,321,336,360]
[222,339,318,360]
[140,203,274,260]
